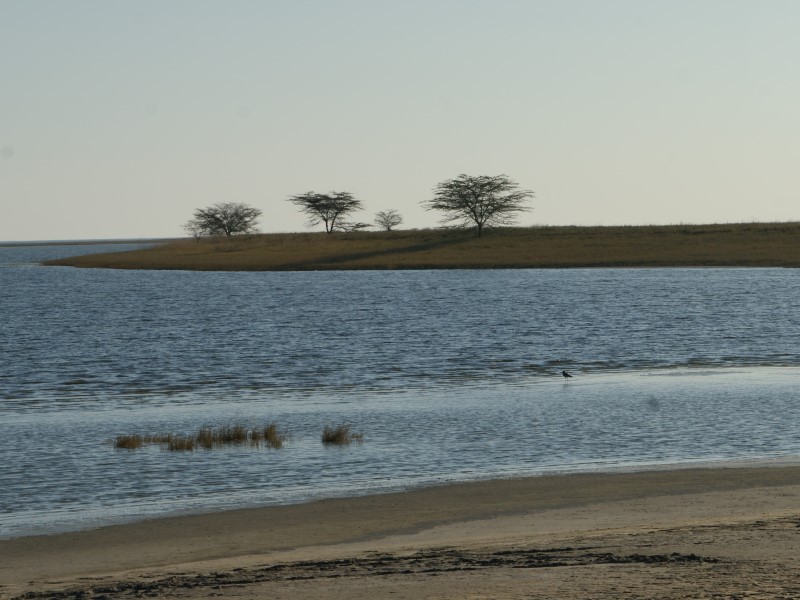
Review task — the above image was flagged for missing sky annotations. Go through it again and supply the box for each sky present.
[1,0,799,241]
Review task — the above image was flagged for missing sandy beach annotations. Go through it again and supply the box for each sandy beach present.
[2,465,800,599]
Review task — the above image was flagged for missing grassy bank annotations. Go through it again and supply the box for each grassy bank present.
[44,222,800,271]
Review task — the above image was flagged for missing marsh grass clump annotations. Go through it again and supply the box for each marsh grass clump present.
[111,422,289,452]
[196,423,286,449]
[115,433,175,450]
[167,435,196,451]
[251,422,288,449]
[143,434,174,444]
[264,421,288,448]
[114,434,144,450]
[196,427,215,450]
[217,424,249,445]
[322,424,364,446]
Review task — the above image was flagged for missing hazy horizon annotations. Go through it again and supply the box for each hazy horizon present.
[2,1,799,242]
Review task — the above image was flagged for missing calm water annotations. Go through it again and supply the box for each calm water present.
[2,244,800,538]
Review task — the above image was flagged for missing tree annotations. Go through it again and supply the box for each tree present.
[185,202,262,237]
[184,217,204,240]
[375,209,403,231]
[422,174,533,237]
[287,191,364,233]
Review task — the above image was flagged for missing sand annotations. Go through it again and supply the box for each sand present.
[2,465,800,599]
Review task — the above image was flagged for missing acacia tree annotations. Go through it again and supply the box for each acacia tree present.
[375,209,403,231]
[184,202,262,237]
[422,174,533,237]
[184,217,205,240]
[287,191,364,233]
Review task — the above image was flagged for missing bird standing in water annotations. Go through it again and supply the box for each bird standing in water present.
[561,370,572,382]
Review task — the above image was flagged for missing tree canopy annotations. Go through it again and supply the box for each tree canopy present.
[184,202,262,237]
[375,209,403,231]
[287,191,364,233]
[422,174,533,236]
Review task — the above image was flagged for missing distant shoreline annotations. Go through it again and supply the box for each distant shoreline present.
[42,222,800,271]
[0,238,176,248]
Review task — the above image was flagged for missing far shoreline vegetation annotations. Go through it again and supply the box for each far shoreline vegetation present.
[43,222,800,271]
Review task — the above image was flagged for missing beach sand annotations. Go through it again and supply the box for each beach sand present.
[2,465,800,599]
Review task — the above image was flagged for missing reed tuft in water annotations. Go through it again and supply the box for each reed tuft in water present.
[322,424,364,446]
[114,434,144,450]
[112,422,288,452]
[196,427,215,450]
[217,424,249,445]
[251,422,288,449]
[167,436,196,451]
[144,434,174,444]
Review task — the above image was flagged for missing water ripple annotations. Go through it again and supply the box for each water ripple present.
[2,246,800,537]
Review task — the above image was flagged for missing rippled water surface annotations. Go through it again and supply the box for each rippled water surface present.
[2,244,800,538]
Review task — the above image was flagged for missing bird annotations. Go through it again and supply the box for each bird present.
[561,370,572,381]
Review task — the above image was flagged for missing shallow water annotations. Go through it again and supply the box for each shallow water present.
[1,245,799,538]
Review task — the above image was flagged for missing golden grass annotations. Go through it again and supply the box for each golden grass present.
[322,424,364,446]
[46,223,800,271]
[113,423,288,452]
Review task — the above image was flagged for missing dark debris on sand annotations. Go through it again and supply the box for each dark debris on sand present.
[14,546,719,600]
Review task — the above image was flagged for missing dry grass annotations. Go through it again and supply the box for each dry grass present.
[143,434,174,444]
[114,434,144,450]
[167,436,196,452]
[322,424,364,446]
[113,423,288,452]
[46,222,800,271]
[217,425,249,445]
[251,422,288,449]
[196,428,215,450]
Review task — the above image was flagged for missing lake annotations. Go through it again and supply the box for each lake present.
[2,244,799,539]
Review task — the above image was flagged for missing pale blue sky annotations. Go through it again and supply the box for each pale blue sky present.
[1,0,798,241]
